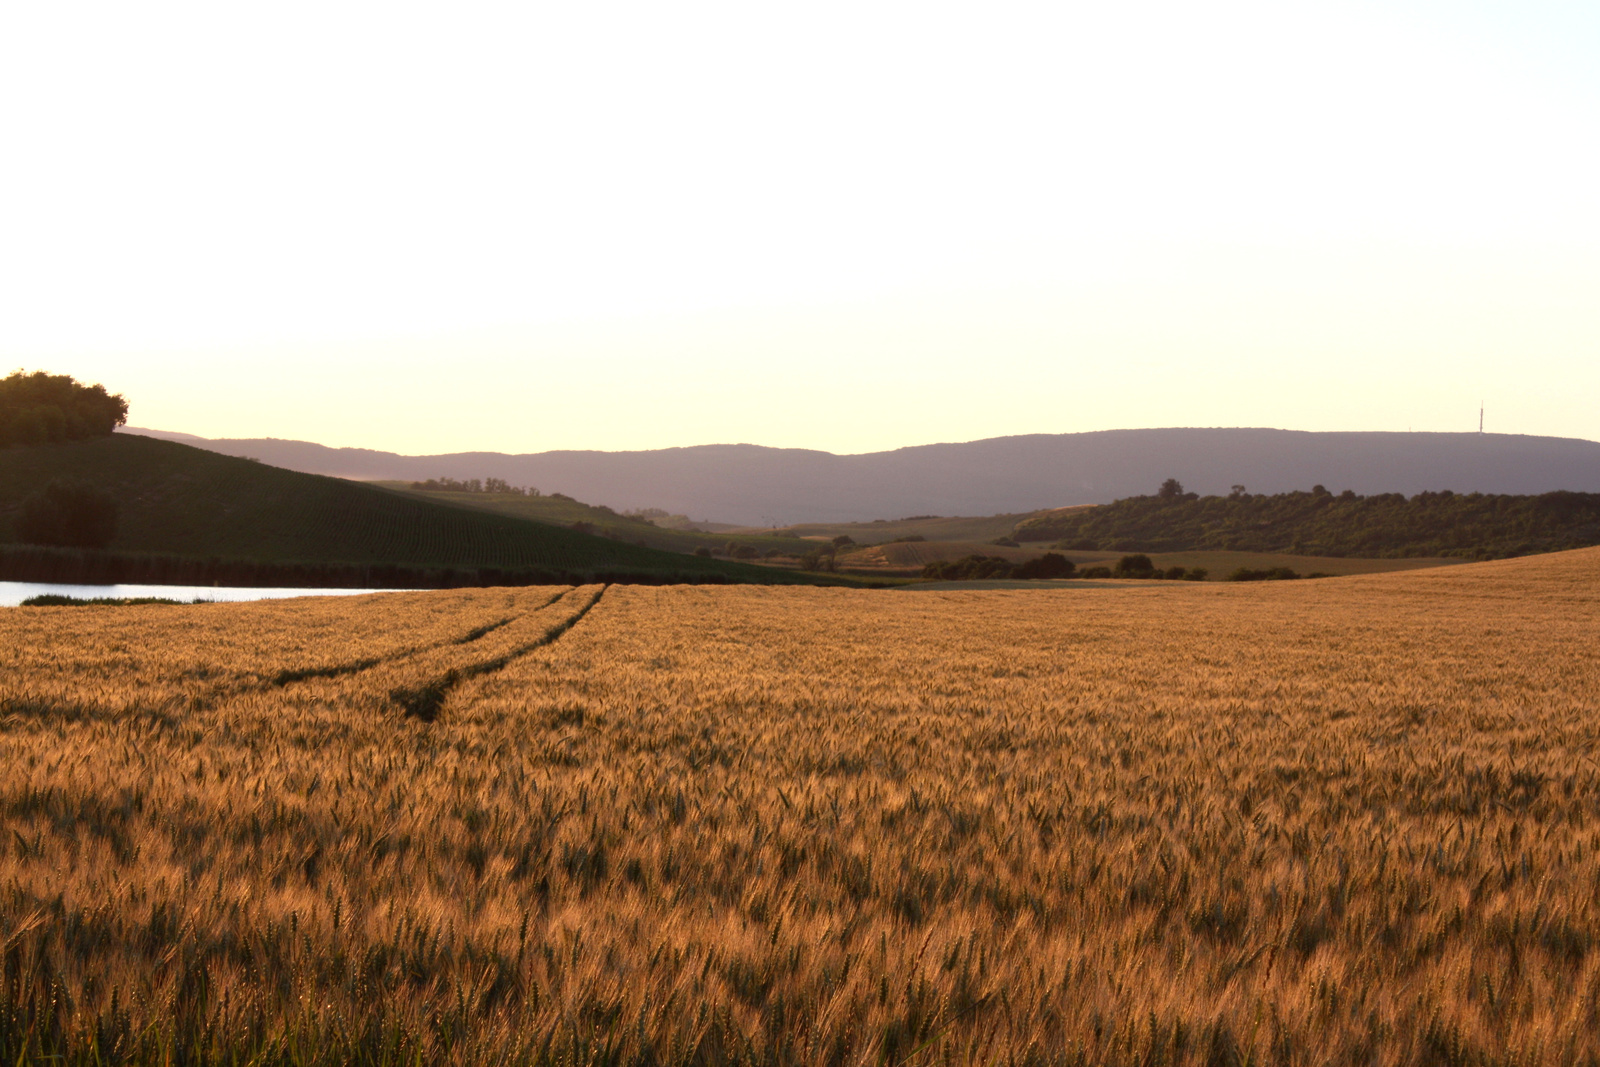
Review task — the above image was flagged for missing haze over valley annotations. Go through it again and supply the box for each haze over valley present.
[123,425,1600,527]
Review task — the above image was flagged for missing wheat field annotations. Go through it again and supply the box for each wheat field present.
[4,549,1600,1065]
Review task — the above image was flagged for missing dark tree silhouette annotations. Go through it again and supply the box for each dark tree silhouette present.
[0,371,127,447]
[1013,552,1075,580]
[1158,478,1185,500]
[1114,553,1156,578]
[16,481,119,548]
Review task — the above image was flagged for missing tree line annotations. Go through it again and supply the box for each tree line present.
[410,477,541,496]
[1014,480,1600,559]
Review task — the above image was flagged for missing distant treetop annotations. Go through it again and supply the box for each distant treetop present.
[0,370,128,447]
[410,476,540,496]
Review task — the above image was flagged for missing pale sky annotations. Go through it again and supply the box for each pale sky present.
[2,1,1598,455]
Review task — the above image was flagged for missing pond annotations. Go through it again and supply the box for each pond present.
[0,581,396,607]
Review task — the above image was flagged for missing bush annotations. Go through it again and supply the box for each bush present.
[1013,553,1075,580]
[693,547,712,558]
[1163,566,1187,580]
[1228,566,1300,582]
[1114,553,1156,578]
[730,545,760,560]
[921,555,1016,581]
[1079,566,1112,579]
[831,535,855,547]
[1183,567,1209,581]
[800,548,837,572]
[989,537,1020,548]
[0,370,128,447]
[15,481,118,548]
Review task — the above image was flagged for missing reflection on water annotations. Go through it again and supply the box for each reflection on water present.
[0,581,395,607]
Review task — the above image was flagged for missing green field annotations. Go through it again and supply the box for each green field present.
[373,482,822,556]
[759,512,1046,543]
[0,436,860,585]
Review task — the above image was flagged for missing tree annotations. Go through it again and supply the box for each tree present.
[1114,553,1156,578]
[15,481,118,548]
[0,370,128,447]
[1229,485,1247,500]
[831,535,855,546]
[921,555,1016,580]
[1013,553,1075,580]
[1158,478,1184,500]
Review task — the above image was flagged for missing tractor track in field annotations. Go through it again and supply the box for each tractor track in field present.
[267,588,571,688]
[391,584,609,722]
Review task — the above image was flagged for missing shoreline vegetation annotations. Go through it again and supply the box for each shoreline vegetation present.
[0,542,875,590]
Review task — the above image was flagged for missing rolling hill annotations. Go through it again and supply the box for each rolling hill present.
[0,435,859,586]
[122,426,1600,526]
[370,482,824,557]
[1016,486,1600,559]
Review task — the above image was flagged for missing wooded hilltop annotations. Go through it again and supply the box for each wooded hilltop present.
[1016,480,1600,559]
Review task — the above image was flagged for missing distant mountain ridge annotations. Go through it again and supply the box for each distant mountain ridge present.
[119,427,1600,527]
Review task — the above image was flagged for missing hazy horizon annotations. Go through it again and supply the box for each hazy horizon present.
[121,421,1600,460]
[6,1,1600,455]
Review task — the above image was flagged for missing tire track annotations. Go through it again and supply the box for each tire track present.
[268,588,570,687]
[392,584,608,722]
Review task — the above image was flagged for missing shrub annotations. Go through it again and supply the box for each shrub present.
[1228,567,1301,582]
[989,537,1020,548]
[1164,566,1187,580]
[1183,567,1209,581]
[693,547,712,558]
[1114,554,1156,578]
[800,548,837,572]
[730,545,760,560]
[1079,566,1112,579]
[15,481,118,548]
[1013,553,1076,580]
[831,535,855,547]
[921,555,1016,581]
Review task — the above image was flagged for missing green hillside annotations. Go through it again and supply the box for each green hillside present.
[373,482,822,557]
[764,512,1048,544]
[0,435,858,586]
[1015,486,1600,559]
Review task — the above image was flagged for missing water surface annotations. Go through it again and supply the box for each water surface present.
[0,581,395,607]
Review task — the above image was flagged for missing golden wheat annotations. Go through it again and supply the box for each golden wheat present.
[4,551,1600,1065]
